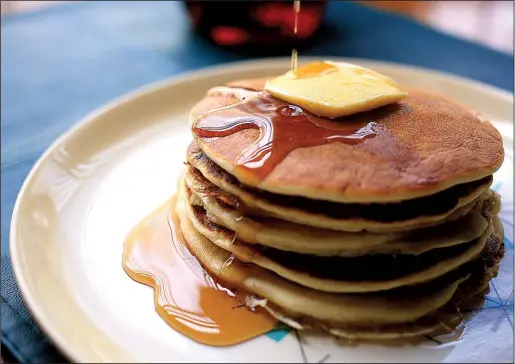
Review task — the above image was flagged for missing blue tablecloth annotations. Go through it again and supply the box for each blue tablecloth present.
[1,1,513,362]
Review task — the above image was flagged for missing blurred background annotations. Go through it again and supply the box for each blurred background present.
[1,0,513,54]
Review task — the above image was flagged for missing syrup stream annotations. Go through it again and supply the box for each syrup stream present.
[291,0,300,71]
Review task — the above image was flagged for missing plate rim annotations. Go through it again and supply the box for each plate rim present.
[9,56,515,362]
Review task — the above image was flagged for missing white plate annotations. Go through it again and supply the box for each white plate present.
[11,58,514,363]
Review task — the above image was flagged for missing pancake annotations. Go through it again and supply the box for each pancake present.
[186,145,493,232]
[176,189,503,326]
[266,227,504,341]
[176,189,504,340]
[186,180,498,256]
[185,163,499,255]
[175,70,506,343]
[254,296,463,341]
[190,81,503,203]
[253,227,504,341]
[176,193,465,324]
[183,181,492,293]
[454,219,504,301]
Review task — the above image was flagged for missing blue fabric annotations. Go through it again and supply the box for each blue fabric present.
[1,1,513,362]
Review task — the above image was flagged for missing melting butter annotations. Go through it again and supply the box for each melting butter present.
[265,61,407,118]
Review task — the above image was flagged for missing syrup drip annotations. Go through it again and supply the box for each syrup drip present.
[122,197,276,346]
[291,48,298,72]
[293,0,300,34]
[291,0,300,71]
[193,93,380,180]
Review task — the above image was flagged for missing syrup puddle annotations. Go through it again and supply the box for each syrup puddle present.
[122,196,276,346]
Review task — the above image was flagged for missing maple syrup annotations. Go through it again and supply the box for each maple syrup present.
[193,93,380,180]
[291,0,300,71]
[184,1,326,49]
[122,197,276,346]
[291,48,298,72]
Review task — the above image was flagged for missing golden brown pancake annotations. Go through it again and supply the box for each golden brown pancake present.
[185,156,495,233]
[175,71,506,343]
[185,172,499,256]
[189,80,503,203]
[177,192,464,324]
[175,188,504,336]
[183,180,493,293]
[250,228,504,341]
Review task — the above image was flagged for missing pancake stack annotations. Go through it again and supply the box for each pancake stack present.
[176,75,505,341]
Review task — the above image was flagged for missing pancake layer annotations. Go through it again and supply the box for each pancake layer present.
[190,82,503,203]
[183,182,493,293]
[185,163,500,255]
[186,144,493,232]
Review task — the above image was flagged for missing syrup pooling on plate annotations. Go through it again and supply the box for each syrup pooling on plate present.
[122,197,276,346]
[193,92,380,180]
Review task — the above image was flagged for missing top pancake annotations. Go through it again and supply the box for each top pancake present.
[190,77,503,203]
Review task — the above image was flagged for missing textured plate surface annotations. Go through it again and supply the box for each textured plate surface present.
[10,58,514,363]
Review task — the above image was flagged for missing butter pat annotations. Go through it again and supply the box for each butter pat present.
[265,61,407,118]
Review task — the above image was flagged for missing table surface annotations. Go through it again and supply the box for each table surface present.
[1,1,513,363]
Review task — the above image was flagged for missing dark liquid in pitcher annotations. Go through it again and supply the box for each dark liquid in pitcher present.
[184,1,326,50]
